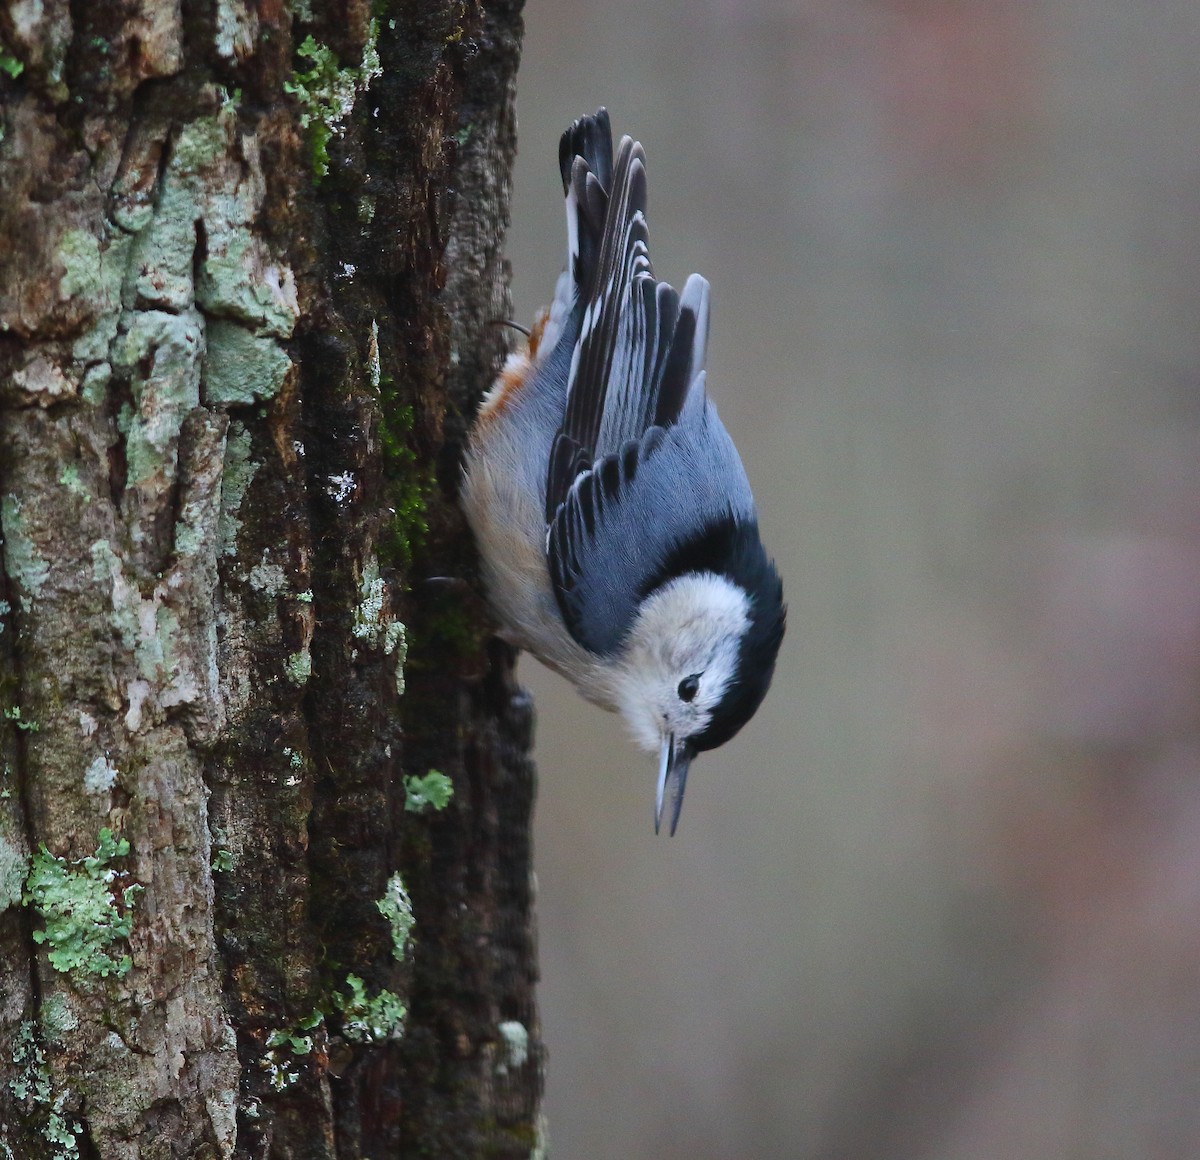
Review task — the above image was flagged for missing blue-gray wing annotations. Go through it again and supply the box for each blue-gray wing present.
[547,399,755,656]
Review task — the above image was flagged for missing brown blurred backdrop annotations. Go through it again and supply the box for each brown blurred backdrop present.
[505,1,1200,1156]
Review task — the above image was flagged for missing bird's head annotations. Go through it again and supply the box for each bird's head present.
[610,529,785,833]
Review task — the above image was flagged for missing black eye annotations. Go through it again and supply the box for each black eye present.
[678,674,701,703]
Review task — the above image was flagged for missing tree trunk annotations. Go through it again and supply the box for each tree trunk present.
[0,1,539,1156]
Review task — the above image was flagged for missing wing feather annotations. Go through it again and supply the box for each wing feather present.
[545,112,723,652]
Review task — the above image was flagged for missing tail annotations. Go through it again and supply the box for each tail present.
[543,110,712,525]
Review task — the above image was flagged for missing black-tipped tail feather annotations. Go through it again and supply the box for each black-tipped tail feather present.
[546,110,712,524]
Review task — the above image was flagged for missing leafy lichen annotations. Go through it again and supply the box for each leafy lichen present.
[334,974,406,1043]
[377,872,414,960]
[23,829,140,979]
[284,23,381,180]
[9,1021,82,1160]
[403,770,453,814]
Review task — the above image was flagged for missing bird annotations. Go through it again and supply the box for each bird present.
[462,109,785,834]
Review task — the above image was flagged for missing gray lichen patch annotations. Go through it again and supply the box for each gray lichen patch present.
[1,494,51,603]
[63,228,131,366]
[111,309,203,490]
[217,421,258,557]
[0,833,28,911]
[496,1021,529,1075]
[83,754,118,796]
[126,117,229,313]
[284,647,311,686]
[12,354,75,403]
[247,558,287,596]
[202,320,291,406]
[377,872,414,961]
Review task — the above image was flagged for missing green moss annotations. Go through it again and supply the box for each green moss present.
[403,770,453,814]
[376,872,414,960]
[284,23,382,180]
[23,829,140,979]
[0,53,23,79]
[377,391,432,569]
[203,319,292,405]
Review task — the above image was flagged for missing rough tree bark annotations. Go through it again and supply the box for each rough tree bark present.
[0,1,541,1156]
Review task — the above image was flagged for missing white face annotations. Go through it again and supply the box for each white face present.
[609,573,750,753]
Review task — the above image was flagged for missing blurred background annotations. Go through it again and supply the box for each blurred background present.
[504,1,1200,1156]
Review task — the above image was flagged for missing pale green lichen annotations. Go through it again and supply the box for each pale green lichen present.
[80,363,111,405]
[0,835,28,911]
[110,310,203,488]
[352,558,406,693]
[23,829,141,979]
[352,557,386,644]
[4,706,39,732]
[39,994,79,1042]
[496,1020,529,1075]
[376,872,414,960]
[60,229,131,365]
[58,464,91,503]
[218,422,258,556]
[403,770,453,815]
[126,117,228,306]
[387,620,407,696]
[203,319,292,405]
[196,238,298,338]
[261,1010,323,1091]
[10,1020,83,1159]
[214,0,255,60]
[1,495,50,602]
[334,974,406,1044]
[284,22,381,180]
[90,541,181,687]
[284,648,311,686]
[248,560,287,596]
[83,754,118,795]
[367,319,381,388]
[58,229,103,301]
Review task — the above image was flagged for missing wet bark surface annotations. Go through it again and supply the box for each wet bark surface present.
[0,1,538,1155]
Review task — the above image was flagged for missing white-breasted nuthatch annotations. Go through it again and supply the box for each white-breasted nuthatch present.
[462,109,785,834]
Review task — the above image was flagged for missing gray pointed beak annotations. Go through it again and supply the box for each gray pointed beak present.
[655,735,693,836]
